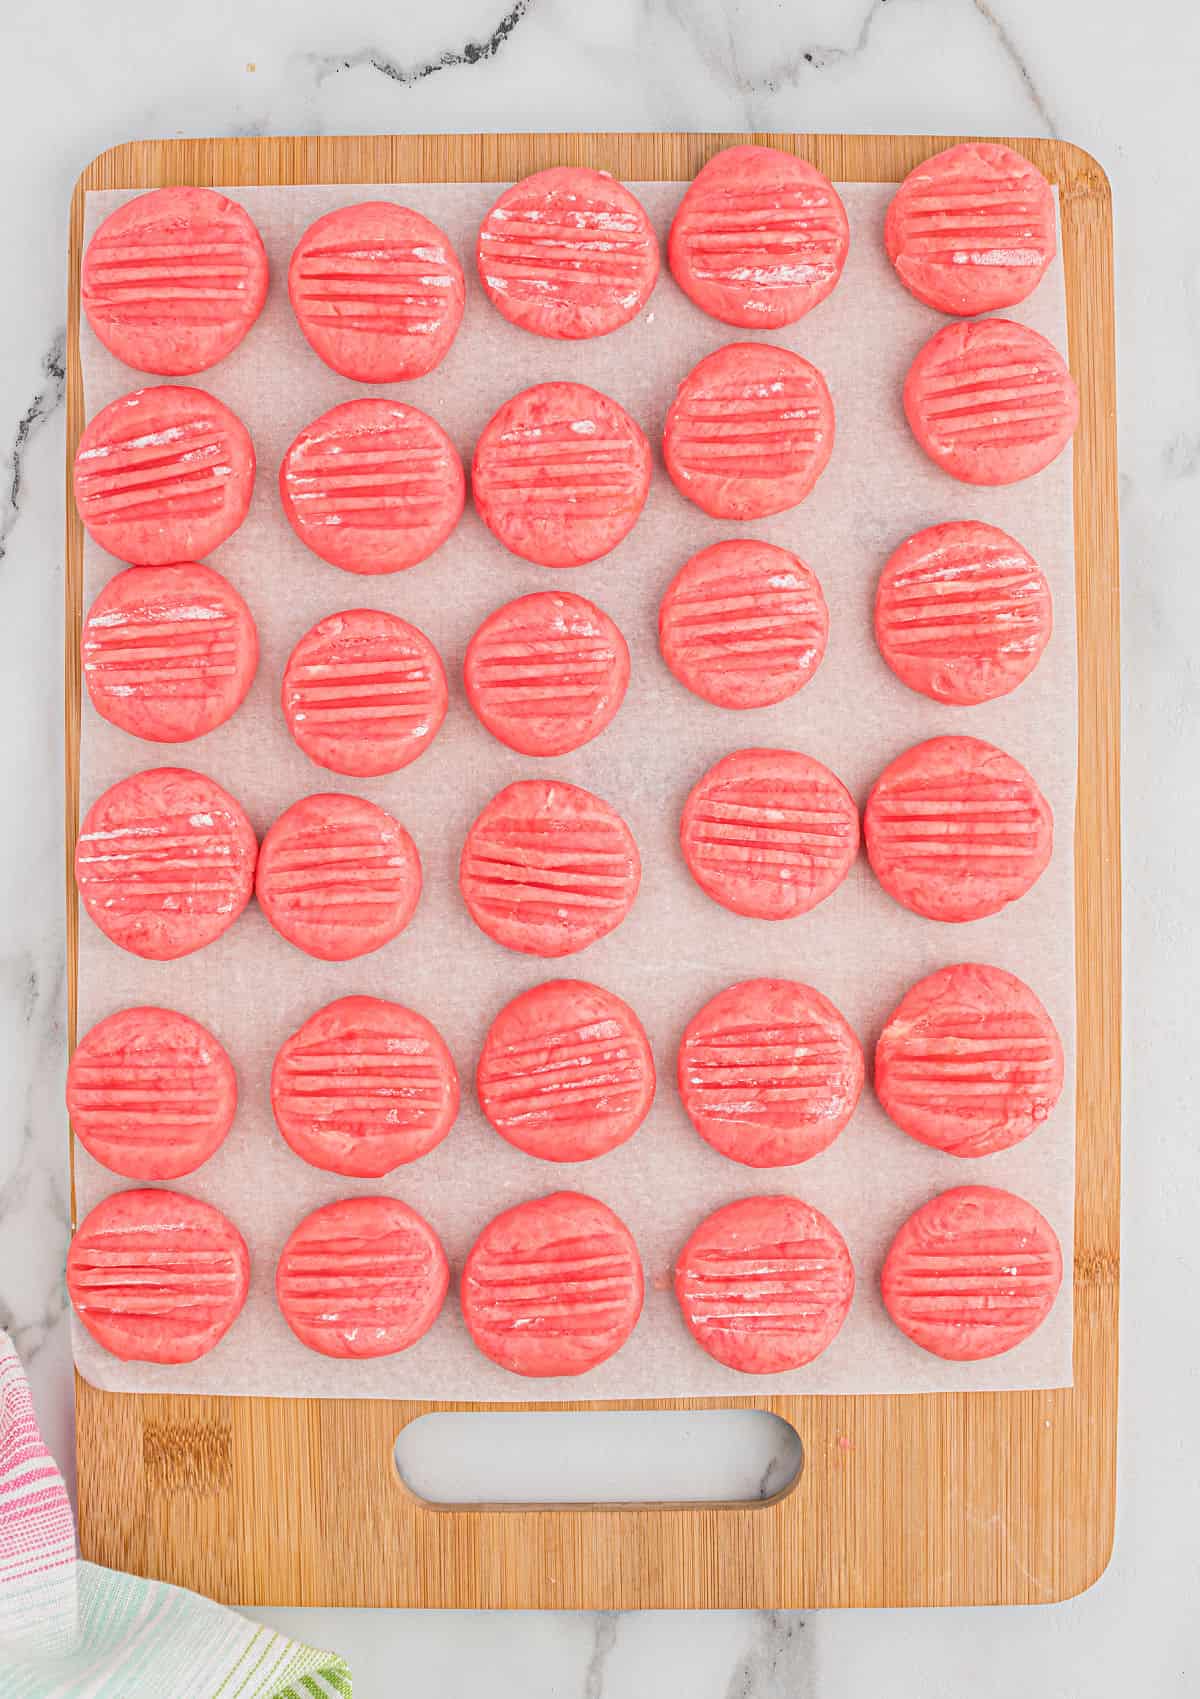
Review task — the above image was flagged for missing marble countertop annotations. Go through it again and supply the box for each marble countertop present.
[0,1,1191,1693]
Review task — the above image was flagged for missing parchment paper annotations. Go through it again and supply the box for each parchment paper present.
[74,179,1076,1399]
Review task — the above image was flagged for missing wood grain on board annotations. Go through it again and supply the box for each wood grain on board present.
[66,132,1120,1609]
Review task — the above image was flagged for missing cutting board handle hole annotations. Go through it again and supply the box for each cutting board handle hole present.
[394,1410,802,1509]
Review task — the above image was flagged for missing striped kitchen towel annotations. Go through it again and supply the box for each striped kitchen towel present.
[0,1330,351,1698]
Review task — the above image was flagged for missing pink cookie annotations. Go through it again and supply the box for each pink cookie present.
[881,1186,1063,1360]
[663,342,834,519]
[864,736,1052,922]
[75,767,256,960]
[477,979,655,1162]
[74,386,255,566]
[82,562,258,743]
[669,145,849,328]
[82,187,269,375]
[675,1195,854,1373]
[256,793,421,961]
[460,779,640,958]
[659,540,828,709]
[680,748,858,920]
[472,382,652,567]
[679,979,862,1168]
[461,1191,644,1377]
[68,1188,249,1364]
[885,143,1056,316]
[464,591,629,756]
[874,522,1052,706]
[271,995,458,1176]
[875,963,1064,1158]
[276,1196,449,1359]
[477,168,658,339]
[904,319,1079,486]
[279,399,464,575]
[282,608,447,777]
[288,201,465,382]
[67,1006,236,1181]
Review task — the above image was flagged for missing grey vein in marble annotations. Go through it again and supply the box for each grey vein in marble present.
[306,0,534,88]
[724,1612,815,1699]
[971,0,1059,136]
[0,334,65,565]
[582,1613,620,1699]
[653,0,1059,141]
[0,949,69,1366]
[0,956,48,1211]
[1164,433,1200,478]
[787,0,889,77]
[656,0,889,104]
[757,1454,775,1500]
[7,1278,69,1370]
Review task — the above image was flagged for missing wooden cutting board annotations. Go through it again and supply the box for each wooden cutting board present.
[65,131,1120,1610]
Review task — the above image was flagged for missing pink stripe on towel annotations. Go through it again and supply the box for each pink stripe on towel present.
[0,1333,78,1652]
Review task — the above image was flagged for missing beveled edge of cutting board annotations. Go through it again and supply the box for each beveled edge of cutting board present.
[67,133,1119,1609]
